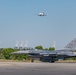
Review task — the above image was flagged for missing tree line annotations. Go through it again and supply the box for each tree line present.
[0,47,75,61]
[0,48,28,60]
[35,45,55,50]
[0,46,55,60]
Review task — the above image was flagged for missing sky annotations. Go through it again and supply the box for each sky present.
[0,0,76,49]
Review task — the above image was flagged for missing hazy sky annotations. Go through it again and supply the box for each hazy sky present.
[0,0,76,49]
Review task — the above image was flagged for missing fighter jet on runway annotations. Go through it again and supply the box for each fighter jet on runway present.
[12,38,76,63]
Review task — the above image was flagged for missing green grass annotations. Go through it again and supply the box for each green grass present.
[56,60,76,63]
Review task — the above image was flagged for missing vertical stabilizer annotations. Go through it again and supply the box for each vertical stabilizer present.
[64,38,76,50]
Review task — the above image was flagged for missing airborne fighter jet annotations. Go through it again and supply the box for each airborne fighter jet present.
[12,38,76,63]
[38,12,46,16]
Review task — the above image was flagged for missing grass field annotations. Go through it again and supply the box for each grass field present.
[0,59,76,63]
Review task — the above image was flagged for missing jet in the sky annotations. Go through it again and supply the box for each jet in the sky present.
[38,12,46,16]
[12,38,76,63]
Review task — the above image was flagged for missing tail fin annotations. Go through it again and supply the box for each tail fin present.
[64,38,76,50]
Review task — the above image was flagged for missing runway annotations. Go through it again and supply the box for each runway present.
[0,62,76,75]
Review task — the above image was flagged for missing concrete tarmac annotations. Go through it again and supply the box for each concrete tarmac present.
[0,62,76,75]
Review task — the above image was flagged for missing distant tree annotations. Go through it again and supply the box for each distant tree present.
[12,54,28,60]
[49,47,55,50]
[44,48,48,50]
[2,48,15,59]
[0,50,4,59]
[35,45,43,50]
